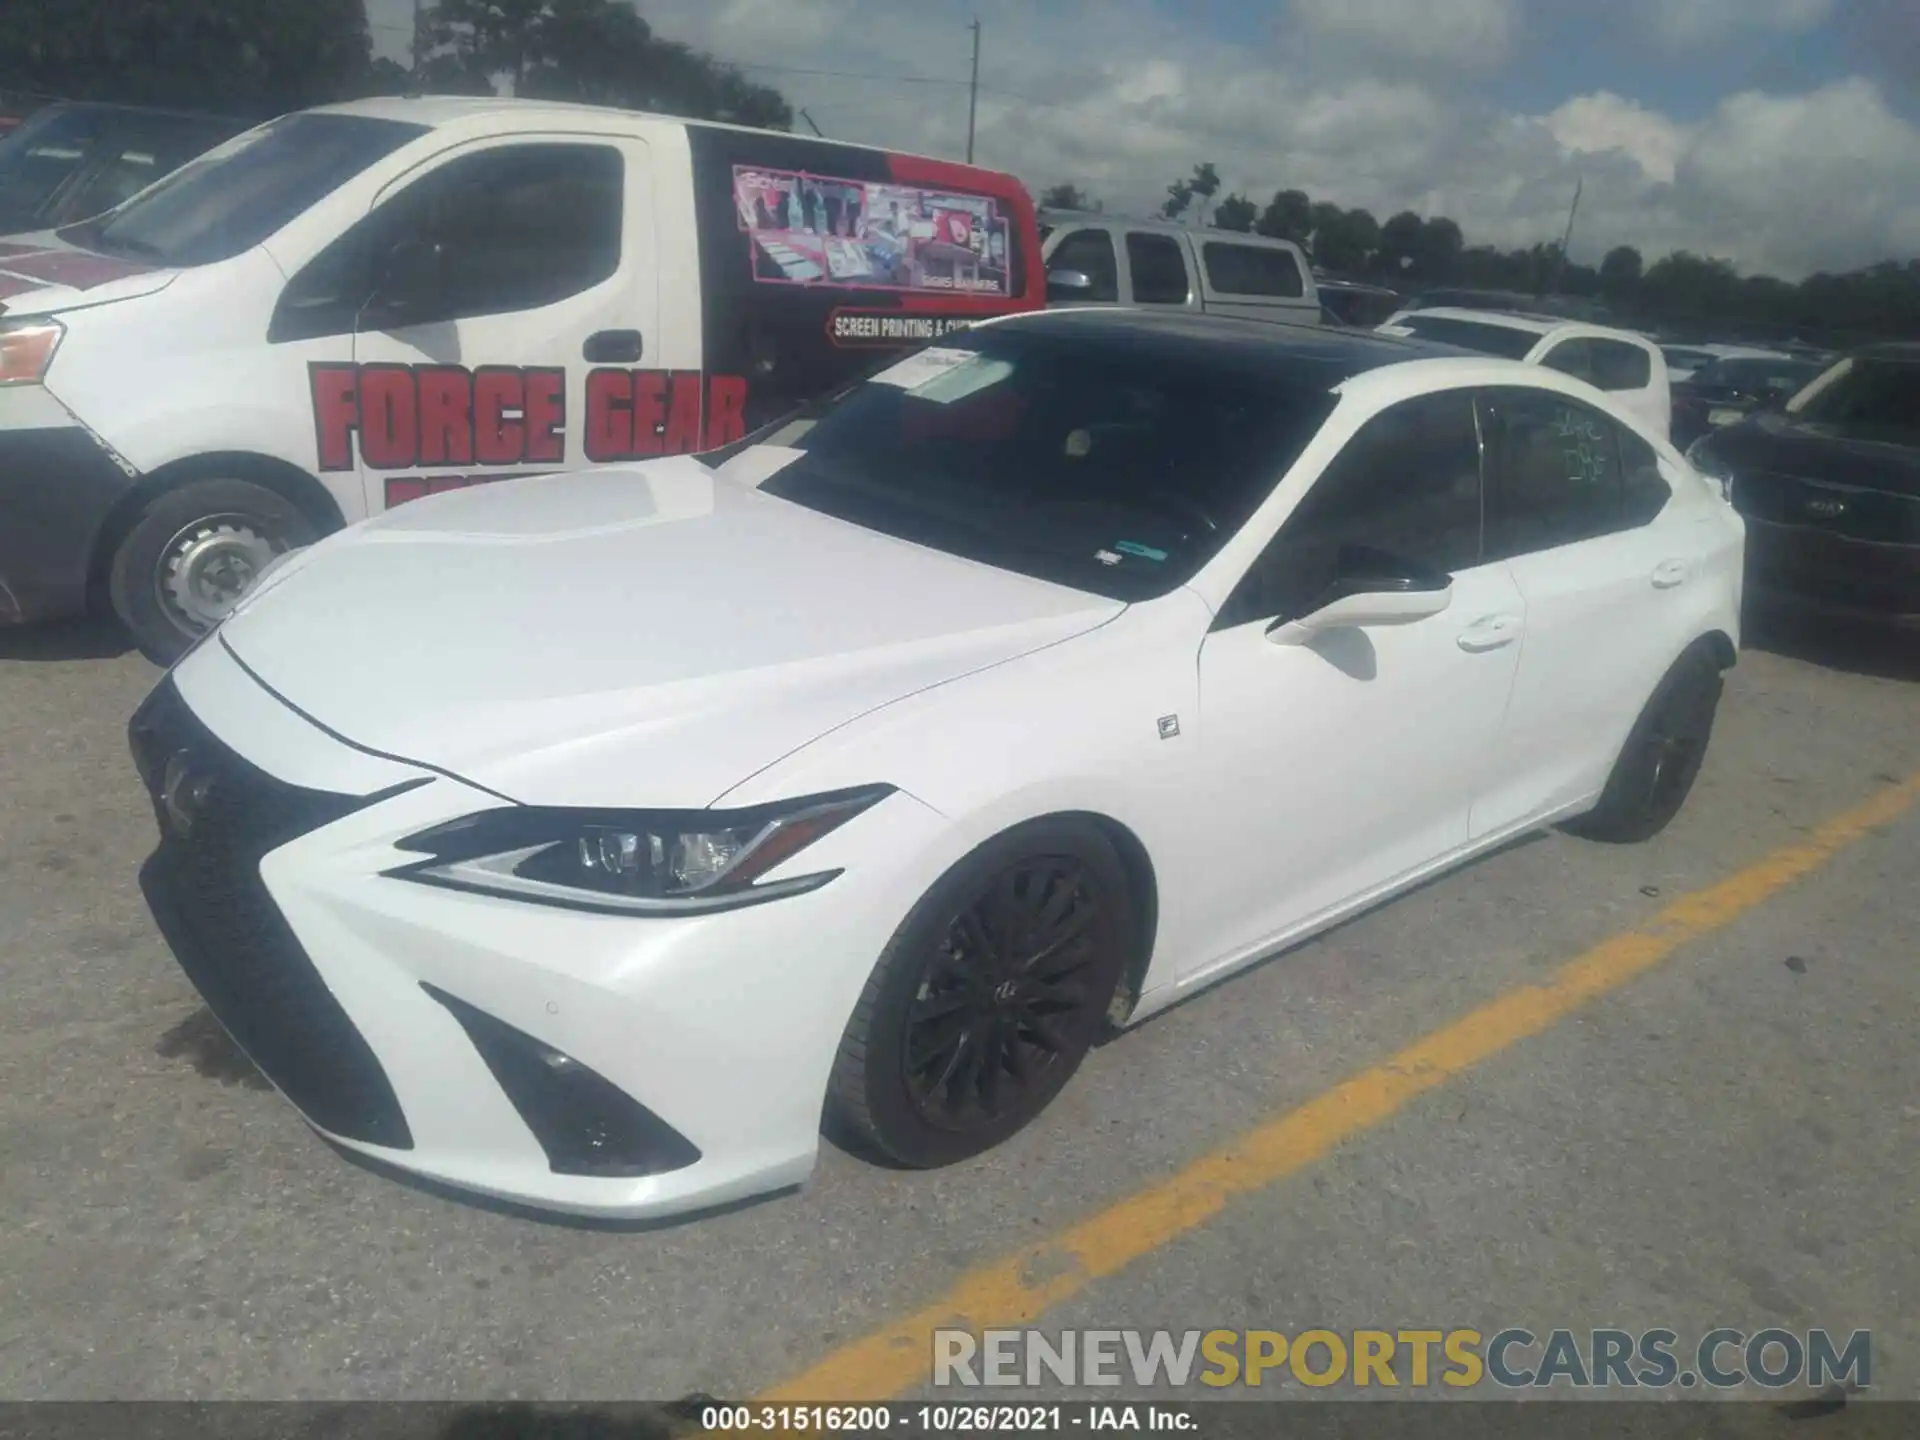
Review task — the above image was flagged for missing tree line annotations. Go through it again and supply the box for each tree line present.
[0,0,790,129]
[1040,168,1920,346]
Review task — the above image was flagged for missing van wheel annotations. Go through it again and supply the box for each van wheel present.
[108,479,318,667]
[1565,644,1725,845]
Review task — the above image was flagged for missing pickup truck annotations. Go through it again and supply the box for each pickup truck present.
[1038,209,1320,325]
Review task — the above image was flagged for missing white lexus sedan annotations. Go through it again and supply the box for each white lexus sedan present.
[130,309,1745,1220]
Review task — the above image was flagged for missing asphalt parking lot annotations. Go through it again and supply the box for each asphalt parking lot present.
[1,614,1917,1407]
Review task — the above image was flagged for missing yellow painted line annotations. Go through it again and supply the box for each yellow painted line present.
[760,771,1920,1404]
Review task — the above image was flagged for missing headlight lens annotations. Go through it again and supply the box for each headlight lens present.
[386,785,894,914]
[0,319,64,386]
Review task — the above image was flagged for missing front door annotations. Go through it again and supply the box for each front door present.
[317,134,669,514]
[1180,389,1526,974]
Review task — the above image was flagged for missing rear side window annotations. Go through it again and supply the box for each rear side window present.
[1589,339,1652,391]
[1202,241,1304,298]
[1538,337,1595,383]
[1480,387,1642,557]
[1218,390,1483,628]
[1619,427,1672,526]
[1126,232,1191,305]
[1047,227,1118,302]
[1395,314,1538,360]
[272,142,623,341]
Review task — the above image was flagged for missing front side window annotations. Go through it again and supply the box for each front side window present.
[1126,232,1191,305]
[59,113,429,268]
[747,327,1339,600]
[1216,390,1484,628]
[1047,228,1119,302]
[1394,314,1539,360]
[1783,357,1920,431]
[1480,387,1640,558]
[1203,241,1304,298]
[272,142,623,341]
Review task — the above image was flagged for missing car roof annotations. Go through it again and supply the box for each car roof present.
[1394,306,1662,347]
[982,307,1478,381]
[1037,210,1305,247]
[21,99,243,127]
[304,95,968,170]
[1855,341,1920,362]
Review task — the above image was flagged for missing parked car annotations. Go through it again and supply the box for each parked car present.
[1039,210,1321,326]
[130,307,1742,1220]
[1405,288,1615,324]
[1658,342,1786,385]
[1377,305,1672,435]
[1317,277,1403,328]
[0,96,1044,663]
[1687,342,1920,629]
[0,101,244,235]
[1670,351,1829,449]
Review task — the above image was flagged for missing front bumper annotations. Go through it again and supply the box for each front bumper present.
[1742,515,1920,631]
[131,643,952,1219]
[0,387,137,625]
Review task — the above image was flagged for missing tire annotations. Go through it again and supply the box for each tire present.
[1565,644,1726,844]
[107,479,319,667]
[826,818,1136,1168]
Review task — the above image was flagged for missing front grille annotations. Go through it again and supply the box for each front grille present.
[1732,471,1920,544]
[132,678,414,1149]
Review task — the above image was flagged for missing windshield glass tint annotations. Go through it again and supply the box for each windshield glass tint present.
[0,106,106,215]
[59,113,429,267]
[747,327,1338,600]
[1395,314,1538,359]
[1788,358,1920,430]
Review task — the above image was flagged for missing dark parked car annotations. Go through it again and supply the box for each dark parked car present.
[0,101,246,235]
[1317,277,1402,328]
[1670,352,1828,448]
[1687,343,1920,629]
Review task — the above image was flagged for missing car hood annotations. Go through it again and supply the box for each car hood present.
[0,233,178,316]
[219,458,1124,808]
[1705,409,1920,498]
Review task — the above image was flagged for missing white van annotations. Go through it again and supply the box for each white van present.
[0,97,1044,662]
[1376,306,1672,437]
[1038,210,1321,325]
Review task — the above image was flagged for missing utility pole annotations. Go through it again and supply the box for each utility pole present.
[410,0,426,78]
[1552,175,1582,293]
[965,19,981,164]
[799,109,825,137]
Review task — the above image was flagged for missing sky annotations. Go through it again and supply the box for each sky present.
[364,0,1920,280]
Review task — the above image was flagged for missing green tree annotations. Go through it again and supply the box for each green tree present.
[422,0,790,127]
[1211,192,1257,233]
[1310,203,1377,274]
[1598,244,1643,295]
[0,0,377,116]
[1255,188,1312,244]
[1377,209,1424,273]
[1038,183,1095,211]
[1421,216,1464,280]
[1161,161,1220,223]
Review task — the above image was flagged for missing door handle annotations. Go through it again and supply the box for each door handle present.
[1651,559,1690,589]
[583,329,644,363]
[1456,614,1521,653]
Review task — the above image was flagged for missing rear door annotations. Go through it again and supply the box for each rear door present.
[316,134,663,514]
[1122,230,1198,311]
[1470,386,1699,835]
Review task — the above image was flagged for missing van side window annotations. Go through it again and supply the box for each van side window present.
[1126,233,1191,305]
[1047,228,1118,302]
[1202,241,1304,298]
[269,143,623,343]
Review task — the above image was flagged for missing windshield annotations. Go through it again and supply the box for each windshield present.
[1784,356,1920,431]
[1662,347,1715,371]
[57,113,429,267]
[728,326,1339,600]
[1692,357,1823,394]
[0,106,107,219]
[1392,314,1539,359]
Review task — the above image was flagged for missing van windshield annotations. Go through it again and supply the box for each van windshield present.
[0,106,108,223]
[58,113,429,268]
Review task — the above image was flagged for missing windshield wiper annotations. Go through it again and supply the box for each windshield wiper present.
[91,232,170,264]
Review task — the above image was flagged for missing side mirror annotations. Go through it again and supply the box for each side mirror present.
[1047,267,1094,299]
[373,238,444,315]
[1266,548,1454,646]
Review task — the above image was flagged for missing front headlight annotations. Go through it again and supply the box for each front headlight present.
[0,319,64,386]
[1685,436,1735,502]
[385,785,894,915]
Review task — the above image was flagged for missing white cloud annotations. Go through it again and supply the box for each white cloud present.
[1632,0,1838,50]
[1286,0,1521,70]
[369,0,1920,280]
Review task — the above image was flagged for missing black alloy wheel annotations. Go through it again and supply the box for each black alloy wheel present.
[1566,643,1726,844]
[828,820,1134,1168]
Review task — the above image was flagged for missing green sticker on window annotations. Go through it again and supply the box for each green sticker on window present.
[1115,540,1168,561]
